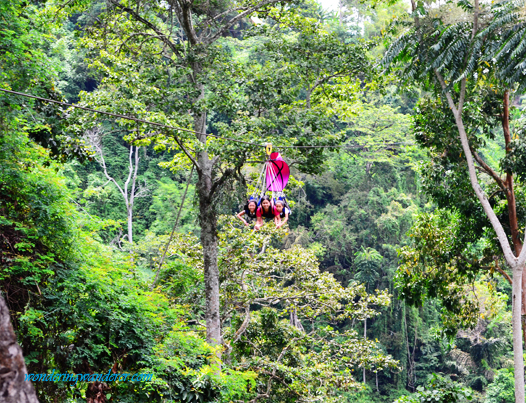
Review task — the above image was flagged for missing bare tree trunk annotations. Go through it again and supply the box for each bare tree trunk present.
[363,318,367,385]
[501,92,526,347]
[88,129,146,245]
[0,295,39,403]
[127,206,133,244]
[125,145,140,244]
[512,263,525,401]
[404,305,416,392]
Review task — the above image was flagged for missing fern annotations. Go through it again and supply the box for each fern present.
[382,0,526,93]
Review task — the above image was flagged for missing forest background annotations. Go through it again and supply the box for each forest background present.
[0,0,521,402]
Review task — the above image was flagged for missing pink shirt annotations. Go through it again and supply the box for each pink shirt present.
[256,206,278,218]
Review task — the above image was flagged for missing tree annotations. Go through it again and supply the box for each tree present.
[65,0,372,354]
[87,127,149,244]
[155,216,399,401]
[355,246,383,291]
[396,89,519,335]
[382,1,526,400]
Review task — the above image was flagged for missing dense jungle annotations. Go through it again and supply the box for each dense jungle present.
[1,0,526,402]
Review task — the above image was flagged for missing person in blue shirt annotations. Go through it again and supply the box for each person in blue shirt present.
[274,199,290,228]
[236,199,257,226]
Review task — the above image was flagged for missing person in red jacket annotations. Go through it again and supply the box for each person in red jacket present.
[255,195,278,230]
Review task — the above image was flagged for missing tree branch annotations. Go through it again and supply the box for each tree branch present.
[471,149,506,191]
[494,258,512,285]
[203,0,288,45]
[472,0,480,39]
[458,78,467,114]
[117,32,171,55]
[88,128,127,199]
[167,131,200,169]
[108,0,182,57]
[178,0,199,45]
[210,161,244,197]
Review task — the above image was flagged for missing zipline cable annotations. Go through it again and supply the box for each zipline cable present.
[150,163,195,290]
[0,88,259,147]
[1,88,415,151]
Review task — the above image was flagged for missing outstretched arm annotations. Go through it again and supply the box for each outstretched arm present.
[255,216,264,230]
[276,212,288,228]
[236,210,249,226]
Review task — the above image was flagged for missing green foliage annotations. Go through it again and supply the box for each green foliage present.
[2,1,521,402]
[501,135,526,183]
[0,128,253,403]
[394,374,473,403]
[344,102,413,162]
[0,130,76,286]
[149,177,197,235]
[0,0,91,162]
[355,247,383,291]
[0,0,55,91]
[485,368,515,403]
[153,324,256,403]
[411,92,515,230]
[397,210,488,335]
[153,216,399,401]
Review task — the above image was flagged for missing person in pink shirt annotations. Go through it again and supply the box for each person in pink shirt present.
[254,195,279,230]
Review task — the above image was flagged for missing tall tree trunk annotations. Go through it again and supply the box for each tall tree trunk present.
[512,263,525,402]
[127,145,140,244]
[501,91,526,345]
[193,100,222,354]
[404,305,416,392]
[198,170,221,349]
[0,295,39,403]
